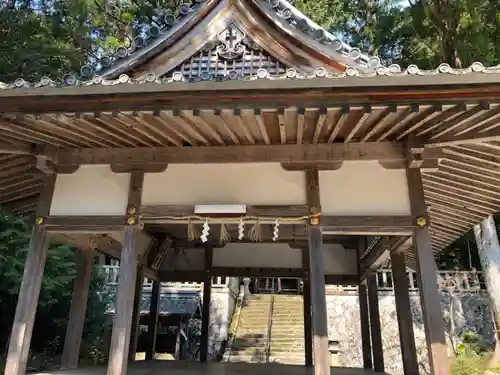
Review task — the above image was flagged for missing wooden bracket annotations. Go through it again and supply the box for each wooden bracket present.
[0,142,35,155]
[111,163,168,174]
[150,236,173,270]
[33,145,59,175]
[281,162,343,171]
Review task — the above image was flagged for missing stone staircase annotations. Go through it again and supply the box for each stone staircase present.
[228,294,271,363]
[228,294,305,365]
[269,295,305,365]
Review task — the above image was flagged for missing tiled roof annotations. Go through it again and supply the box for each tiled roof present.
[1,62,498,89]
[106,289,201,316]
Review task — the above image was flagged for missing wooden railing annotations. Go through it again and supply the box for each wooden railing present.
[100,265,232,290]
[337,269,484,293]
[100,266,484,294]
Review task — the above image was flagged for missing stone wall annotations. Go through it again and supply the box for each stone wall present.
[204,278,240,359]
[326,291,494,375]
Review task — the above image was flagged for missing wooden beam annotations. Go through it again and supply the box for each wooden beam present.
[61,248,94,370]
[200,246,213,363]
[128,266,144,362]
[150,236,173,269]
[426,127,500,147]
[321,216,414,235]
[406,141,450,375]
[359,281,372,370]
[361,236,411,273]
[391,251,419,375]
[367,273,384,372]
[306,168,330,375]
[107,226,138,375]
[210,267,305,278]
[302,247,313,367]
[44,215,126,232]
[324,274,359,285]
[56,143,407,167]
[4,174,55,375]
[127,171,144,214]
[0,142,34,155]
[141,205,310,220]
[145,280,160,360]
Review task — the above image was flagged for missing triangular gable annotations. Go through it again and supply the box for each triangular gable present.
[91,0,380,82]
[163,22,291,82]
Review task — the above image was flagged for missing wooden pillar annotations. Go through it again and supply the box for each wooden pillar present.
[391,251,419,375]
[357,237,372,370]
[61,248,94,370]
[107,226,138,375]
[306,168,330,375]
[406,161,450,375]
[302,247,313,367]
[367,273,384,372]
[358,281,373,369]
[4,175,54,375]
[128,266,144,361]
[174,321,182,360]
[145,280,160,361]
[200,246,213,362]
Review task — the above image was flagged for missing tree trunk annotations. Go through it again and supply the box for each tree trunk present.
[473,216,500,366]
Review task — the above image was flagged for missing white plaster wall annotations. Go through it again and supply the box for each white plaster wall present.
[319,161,410,215]
[322,244,357,275]
[142,163,306,205]
[213,243,357,274]
[50,165,130,216]
[213,243,302,268]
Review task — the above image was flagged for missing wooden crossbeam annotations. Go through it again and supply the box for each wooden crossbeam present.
[41,213,415,236]
[43,216,127,232]
[361,235,411,275]
[322,215,415,235]
[150,236,173,270]
[426,127,500,147]
[55,143,412,167]
[0,142,34,155]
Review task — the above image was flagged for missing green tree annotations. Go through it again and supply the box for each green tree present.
[0,210,111,370]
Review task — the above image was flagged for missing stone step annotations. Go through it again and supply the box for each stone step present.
[269,334,304,339]
[270,340,305,345]
[229,356,268,364]
[239,314,271,319]
[230,350,267,358]
[270,349,305,355]
[269,352,306,359]
[270,329,304,334]
[269,358,305,365]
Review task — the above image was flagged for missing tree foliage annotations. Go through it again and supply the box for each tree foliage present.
[0,210,111,370]
[293,0,500,68]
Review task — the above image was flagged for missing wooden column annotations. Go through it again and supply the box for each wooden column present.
[61,248,94,370]
[128,266,144,361]
[357,236,372,370]
[107,226,138,375]
[358,281,373,369]
[306,168,330,375]
[200,246,213,362]
[4,175,55,375]
[406,163,450,375]
[367,273,384,372]
[391,251,419,375]
[174,322,182,360]
[145,280,160,361]
[302,247,313,367]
